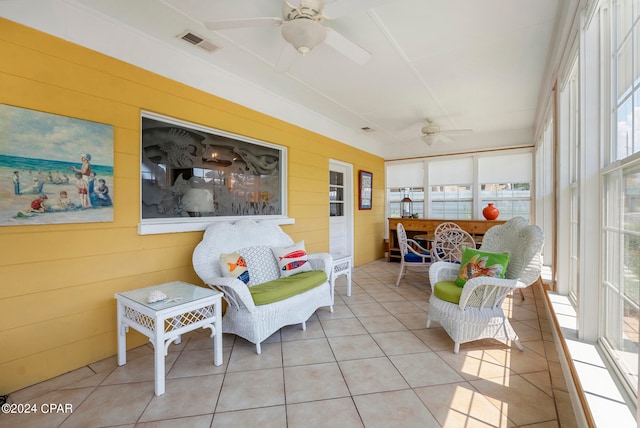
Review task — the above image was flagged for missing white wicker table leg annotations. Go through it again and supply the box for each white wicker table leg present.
[331,255,352,297]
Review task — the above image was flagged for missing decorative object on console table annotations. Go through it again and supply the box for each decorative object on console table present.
[482,203,500,220]
[358,170,372,210]
[401,190,413,218]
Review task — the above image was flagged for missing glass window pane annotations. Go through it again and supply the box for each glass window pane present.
[329,186,343,202]
[624,233,640,305]
[389,202,401,218]
[635,26,640,84]
[633,93,640,157]
[329,202,343,217]
[617,98,634,160]
[604,286,622,347]
[480,183,531,220]
[624,165,640,228]
[431,201,472,219]
[618,38,633,99]
[618,0,634,48]
[387,187,424,218]
[605,230,622,290]
[330,171,343,186]
[430,185,471,219]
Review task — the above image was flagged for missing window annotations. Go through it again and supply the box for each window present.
[385,151,532,221]
[566,58,581,303]
[602,163,640,395]
[430,185,472,219]
[479,153,533,221]
[614,0,640,161]
[429,157,473,219]
[139,111,288,234]
[480,182,531,220]
[601,0,640,396]
[329,170,344,217]
[386,162,424,219]
[388,187,424,218]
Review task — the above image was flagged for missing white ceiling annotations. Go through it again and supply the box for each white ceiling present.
[0,0,561,160]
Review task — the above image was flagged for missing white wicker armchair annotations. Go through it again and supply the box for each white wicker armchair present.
[192,219,333,354]
[427,217,544,354]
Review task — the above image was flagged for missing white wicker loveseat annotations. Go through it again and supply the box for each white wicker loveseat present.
[192,219,334,354]
[427,217,544,354]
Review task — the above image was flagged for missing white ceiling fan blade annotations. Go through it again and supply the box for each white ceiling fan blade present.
[324,27,371,65]
[274,43,298,72]
[441,129,473,135]
[205,17,282,31]
[323,0,398,19]
[439,134,455,144]
[421,134,454,146]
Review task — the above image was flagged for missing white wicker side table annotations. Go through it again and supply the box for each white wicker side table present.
[115,281,223,396]
[331,254,352,297]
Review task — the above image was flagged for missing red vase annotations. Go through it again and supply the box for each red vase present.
[482,203,500,220]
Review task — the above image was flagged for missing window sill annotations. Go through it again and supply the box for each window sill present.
[545,291,637,427]
[138,216,295,235]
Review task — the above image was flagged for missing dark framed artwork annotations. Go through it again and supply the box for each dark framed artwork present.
[359,170,373,210]
[139,111,287,234]
[0,104,114,226]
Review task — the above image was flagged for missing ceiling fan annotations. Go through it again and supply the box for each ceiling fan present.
[204,0,374,71]
[420,119,472,146]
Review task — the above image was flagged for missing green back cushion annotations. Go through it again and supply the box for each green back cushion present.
[455,247,510,287]
[433,281,463,304]
[249,270,327,306]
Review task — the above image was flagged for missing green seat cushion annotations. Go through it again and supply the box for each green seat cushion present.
[433,280,463,304]
[249,270,328,306]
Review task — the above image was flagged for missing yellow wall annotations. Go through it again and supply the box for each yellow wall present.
[0,19,385,394]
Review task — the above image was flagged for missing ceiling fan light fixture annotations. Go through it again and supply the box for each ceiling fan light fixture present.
[421,135,433,146]
[281,18,326,55]
[421,124,439,135]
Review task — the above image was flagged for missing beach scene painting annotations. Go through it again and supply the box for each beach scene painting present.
[0,104,114,226]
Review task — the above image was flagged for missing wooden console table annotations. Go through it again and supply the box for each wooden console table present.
[387,218,506,262]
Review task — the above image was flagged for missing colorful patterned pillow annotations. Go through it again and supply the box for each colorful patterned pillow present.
[271,241,312,278]
[219,252,250,284]
[455,247,510,287]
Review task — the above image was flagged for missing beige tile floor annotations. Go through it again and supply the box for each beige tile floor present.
[0,259,577,427]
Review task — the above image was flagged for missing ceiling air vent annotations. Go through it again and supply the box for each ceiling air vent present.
[177,30,220,53]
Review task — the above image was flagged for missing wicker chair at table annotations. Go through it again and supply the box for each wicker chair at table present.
[434,221,464,235]
[395,223,432,286]
[431,226,476,263]
[427,217,544,354]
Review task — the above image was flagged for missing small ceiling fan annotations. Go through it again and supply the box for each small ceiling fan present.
[204,0,374,71]
[420,119,472,146]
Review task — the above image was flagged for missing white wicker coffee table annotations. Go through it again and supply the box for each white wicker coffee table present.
[115,281,223,396]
